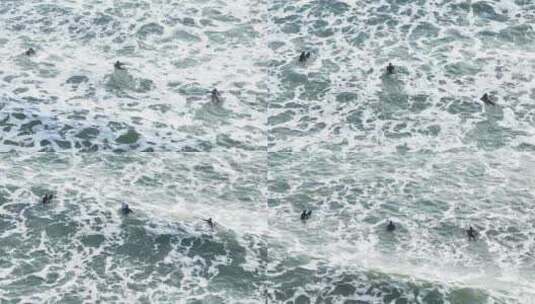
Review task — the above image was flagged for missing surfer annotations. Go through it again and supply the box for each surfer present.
[299,51,306,63]
[386,62,395,74]
[386,220,395,232]
[299,51,311,63]
[467,226,477,241]
[114,60,126,70]
[41,193,53,204]
[25,48,36,56]
[300,210,312,221]
[121,202,133,215]
[480,93,495,106]
[203,218,215,229]
[211,88,222,103]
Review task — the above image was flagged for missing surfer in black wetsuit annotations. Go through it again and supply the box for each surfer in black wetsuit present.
[41,193,53,204]
[203,218,215,229]
[386,220,395,232]
[211,88,222,103]
[121,202,133,215]
[480,93,495,106]
[467,226,477,241]
[25,48,36,56]
[114,61,126,70]
[300,210,312,221]
[299,51,311,63]
[299,51,306,63]
[386,62,395,74]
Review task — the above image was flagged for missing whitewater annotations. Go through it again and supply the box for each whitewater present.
[1,0,535,303]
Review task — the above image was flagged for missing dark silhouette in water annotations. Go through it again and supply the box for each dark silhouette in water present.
[298,51,311,63]
[300,209,312,221]
[121,202,133,215]
[480,93,495,106]
[386,62,395,74]
[203,218,215,229]
[386,220,395,232]
[41,193,53,204]
[114,61,126,70]
[467,226,477,241]
[25,48,36,56]
[211,88,222,103]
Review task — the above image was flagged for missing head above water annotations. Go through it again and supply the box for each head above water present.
[480,93,495,105]
[121,202,132,214]
[25,48,36,56]
[467,226,477,240]
[299,51,310,63]
[300,209,311,220]
[387,220,395,231]
[114,61,125,70]
[387,62,394,74]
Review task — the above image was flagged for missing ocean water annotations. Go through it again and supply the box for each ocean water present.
[267,151,535,303]
[0,152,267,303]
[1,0,535,303]
[0,0,268,152]
[267,0,535,153]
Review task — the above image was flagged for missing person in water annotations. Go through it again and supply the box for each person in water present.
[300,210,312,221]
[467,226,477,241]
[41,193,53,204]
[386,62,395,74]
[114,61,126,70]
[480,93,495,106]
[211,88,222,103]
[121,202,133,215]
[25,48,36,56]
[203,218,215,229]
[386,220,395,232]
[298,51,311,63]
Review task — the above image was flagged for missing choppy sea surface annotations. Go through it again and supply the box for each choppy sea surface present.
[1,0,535,303]
[0,152,267,303]
[268,0,535,153]
[0,0,268,152]
[267,151,535,304]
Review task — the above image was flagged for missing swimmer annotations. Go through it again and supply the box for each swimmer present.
[300,210,307,220]
[480,93,495,106]
[25,48,36,56]
[41,193,53,204]
[299,51,311,63]
[467,226,477,241]
[300,209,312,221]
[299,51,306,63]
[114,61,126,70]
[386,220,395,232]
[121,202,133,215]
[386,62,395,74]
[211,88,222,103]
[203,218,215,229]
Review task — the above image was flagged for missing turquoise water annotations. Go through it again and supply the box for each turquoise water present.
[1,0,535,303]
[0,153,267,303]
[267,151,535,303]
